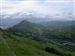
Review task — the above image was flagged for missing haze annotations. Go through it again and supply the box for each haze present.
[0,0,75,20]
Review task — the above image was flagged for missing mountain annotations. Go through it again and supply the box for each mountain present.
[10,20,43,33]
[39,20,75,26]
[0,20,75,56]
[9,20,75,50]
[7,20,75,44]
[1,11,74,29]
[8,20,45,41]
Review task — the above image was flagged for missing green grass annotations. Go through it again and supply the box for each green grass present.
[0,31,75,56]
[0,32,58,56]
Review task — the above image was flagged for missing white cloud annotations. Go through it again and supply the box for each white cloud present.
[0,0,74,20]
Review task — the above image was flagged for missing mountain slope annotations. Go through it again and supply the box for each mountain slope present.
[0,28,75,56]
[0,28,59,56]
[8,20,45,41]
[9,20,75,45]
[10,20,42,32]
[3,20,75,56]
[0,19,75,56]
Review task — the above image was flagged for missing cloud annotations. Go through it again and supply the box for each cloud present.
[0,0,49,15]
[0,0,74,20]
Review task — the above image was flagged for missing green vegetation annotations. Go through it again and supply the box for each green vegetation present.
[0,30,58,56]
[0,20,75,56]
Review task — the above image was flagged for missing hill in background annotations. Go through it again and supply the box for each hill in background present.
[0,20,75,56]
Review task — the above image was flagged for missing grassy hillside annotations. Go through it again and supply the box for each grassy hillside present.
[0,29,58,56]
[0,20,75,56]
[0,31,75,56]
[0,28,75,56]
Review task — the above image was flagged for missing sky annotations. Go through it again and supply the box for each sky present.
[0,0,75,20]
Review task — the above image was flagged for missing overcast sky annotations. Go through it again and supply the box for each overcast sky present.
[0,0,75,20]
